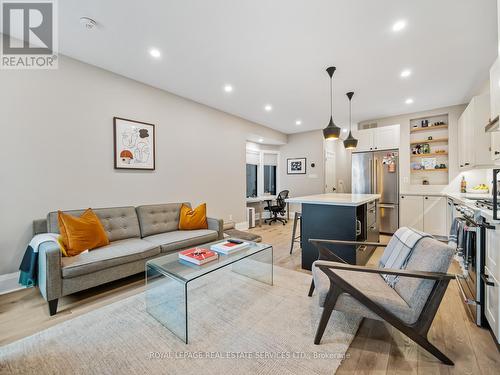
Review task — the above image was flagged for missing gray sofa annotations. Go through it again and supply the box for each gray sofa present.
[34,203,223,315]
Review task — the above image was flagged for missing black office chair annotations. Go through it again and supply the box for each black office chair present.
[264,190,289,225]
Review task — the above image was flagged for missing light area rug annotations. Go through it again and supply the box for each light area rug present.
[0,266,361,375]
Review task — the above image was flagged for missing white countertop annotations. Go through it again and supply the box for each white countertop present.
[286,193,381,207]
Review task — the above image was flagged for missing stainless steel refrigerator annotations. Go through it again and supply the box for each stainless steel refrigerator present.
[352,150,399,234]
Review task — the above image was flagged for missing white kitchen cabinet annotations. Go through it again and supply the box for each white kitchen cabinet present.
[490,58,500,123]
[458,112,466,169]
[353,128,374,152]
[423,196,447,236]
[400,195,424,231]
[373,125,400,151]
[458,93,492,168]
[353,125,400,152]
[486,224,500,281]
[484,266,500,344]
[492,132,500,161]
[399,195,447,237]
[484,220,500,344]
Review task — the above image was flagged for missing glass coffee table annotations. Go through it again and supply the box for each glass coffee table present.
[145,240,273,343]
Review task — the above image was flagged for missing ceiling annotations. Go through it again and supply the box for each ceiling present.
[58,0,498,134]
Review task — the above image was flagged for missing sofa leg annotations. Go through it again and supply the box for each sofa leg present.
[48,299,58,316]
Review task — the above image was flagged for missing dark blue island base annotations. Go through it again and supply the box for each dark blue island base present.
[300,202,379,270]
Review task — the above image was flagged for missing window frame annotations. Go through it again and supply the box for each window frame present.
[246,148,280,197]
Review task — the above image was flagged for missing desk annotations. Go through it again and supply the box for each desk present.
[246,196,290,227]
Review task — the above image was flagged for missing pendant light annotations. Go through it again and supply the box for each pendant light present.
[323,66,341,140]
[343,91,358,150]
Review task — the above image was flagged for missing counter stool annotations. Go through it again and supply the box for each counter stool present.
[289,212,302,254]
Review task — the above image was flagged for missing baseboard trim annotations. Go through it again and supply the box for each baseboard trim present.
[0,271,25,295]
[235,221,249,230]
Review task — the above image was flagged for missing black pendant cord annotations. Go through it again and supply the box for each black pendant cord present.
[331,75,334,119]
[349,95,352,131]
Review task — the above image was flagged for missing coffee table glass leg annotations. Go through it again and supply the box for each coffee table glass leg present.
[230,246,273,285]
[145,265,188,343]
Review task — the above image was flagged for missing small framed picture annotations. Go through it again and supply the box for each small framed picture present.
[287,158,306,174]
[114,117,155,170]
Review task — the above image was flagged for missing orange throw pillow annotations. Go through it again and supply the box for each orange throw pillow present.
[58,209,110,256]
[178,203,208,230]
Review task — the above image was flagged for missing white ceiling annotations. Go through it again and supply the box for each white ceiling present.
[58,0,498,134]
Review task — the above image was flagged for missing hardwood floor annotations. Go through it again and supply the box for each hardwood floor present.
[1,220,499,374]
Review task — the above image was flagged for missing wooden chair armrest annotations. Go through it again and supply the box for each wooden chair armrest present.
[309,239,388,247]
[314,260,456,281]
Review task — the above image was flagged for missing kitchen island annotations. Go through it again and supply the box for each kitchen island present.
[286,193,381,270]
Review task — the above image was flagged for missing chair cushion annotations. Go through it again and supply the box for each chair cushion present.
[393,237,454,322]
[136,203,190,237]
[312,261,414,324]
[48,207,140,242]
[143,229,218,253]
[61,238,160,278]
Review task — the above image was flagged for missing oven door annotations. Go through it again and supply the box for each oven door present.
[456,223,483,325]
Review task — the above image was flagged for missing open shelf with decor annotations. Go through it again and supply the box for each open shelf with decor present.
[409,113,449,186]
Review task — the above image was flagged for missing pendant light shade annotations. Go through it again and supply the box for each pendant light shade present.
[343,91,358,150]
[323,66,341,140]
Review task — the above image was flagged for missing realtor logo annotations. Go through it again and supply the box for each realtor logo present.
[1,0,58,69]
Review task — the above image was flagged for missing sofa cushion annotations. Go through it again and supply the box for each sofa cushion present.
[312,262,414,324]
[143,229,218,253]
[48,207,141,242]
[136,203,190,237]
[61,238,160,278]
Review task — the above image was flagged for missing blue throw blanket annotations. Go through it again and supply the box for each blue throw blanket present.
[379,227,431,288]
[19,234,60,287]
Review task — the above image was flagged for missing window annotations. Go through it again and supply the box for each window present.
[246,147,280,197]
[246,164,258,197]
[263,165,276,195]
[263,153,278,195]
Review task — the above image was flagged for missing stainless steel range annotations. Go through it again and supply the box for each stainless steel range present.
[452,203,494,326]
[475,198,499,211]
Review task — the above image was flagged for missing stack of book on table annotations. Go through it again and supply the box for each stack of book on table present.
[178,247,218,265]
[210,239,250,255]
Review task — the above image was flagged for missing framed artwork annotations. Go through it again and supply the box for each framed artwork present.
[113,117,155,170]
[287,158,306,174]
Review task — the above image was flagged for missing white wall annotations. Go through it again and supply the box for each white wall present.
[0,56,286,275]
[279,130,325,211]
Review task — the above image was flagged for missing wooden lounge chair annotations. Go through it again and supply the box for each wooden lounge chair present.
[309,237,456,366]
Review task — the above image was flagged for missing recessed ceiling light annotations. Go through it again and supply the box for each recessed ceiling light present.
[264,104,273,112]
[392,20,407,32]
[405,98,414,104]
[223,84,233,93]
[149,48,161,59]
[258,138,264,143]
[295,120,302,126]
[400,69,412,78]
[342,128,348,133]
